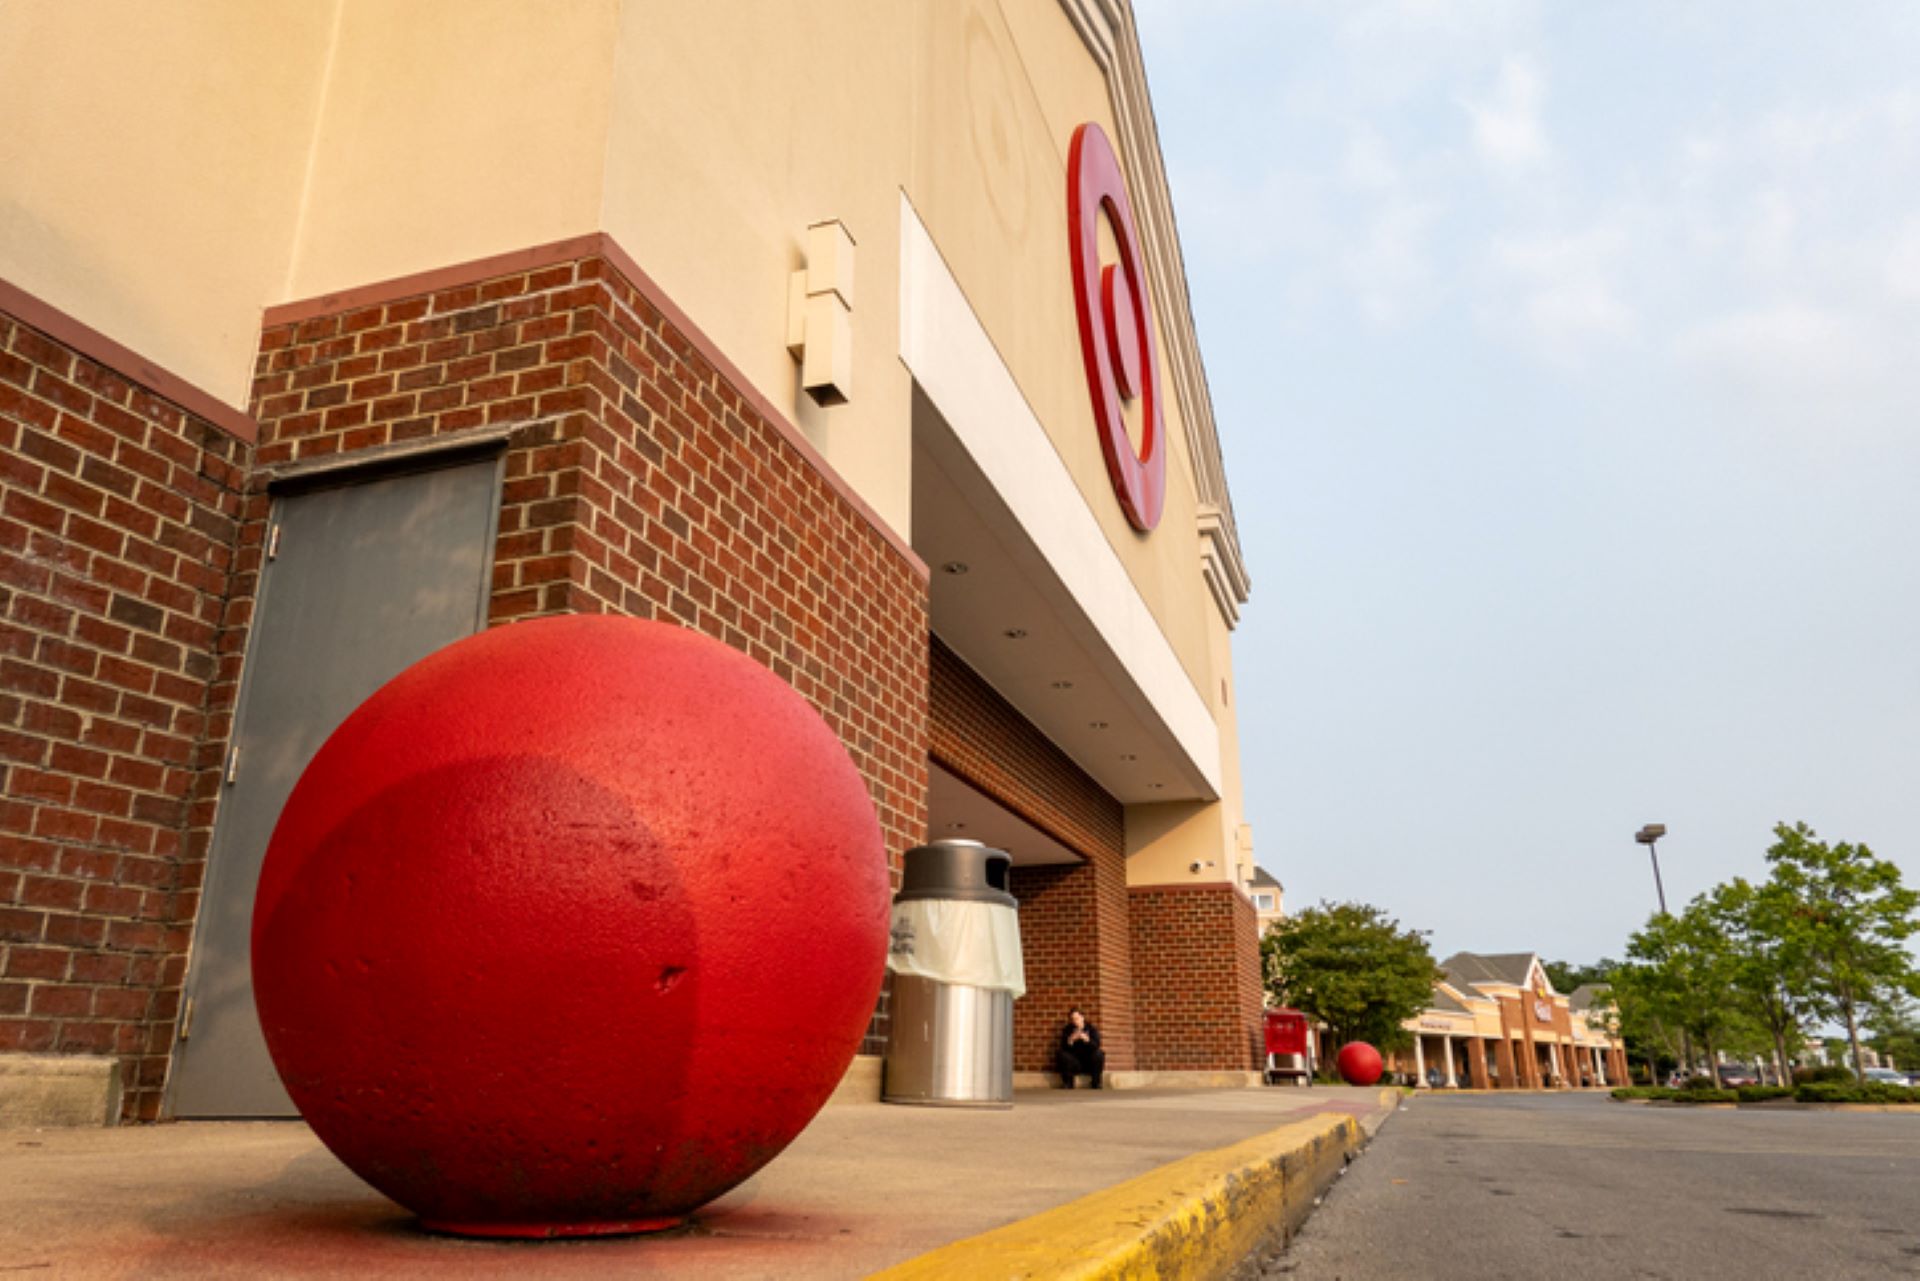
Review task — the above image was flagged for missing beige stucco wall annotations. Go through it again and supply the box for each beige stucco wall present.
[282,0,619,305]
[0,0,618,412]
[0,0,1239,742]
[1123,584,1246,885]
[597,0,918,537]
[0,0,337,406]
[1124,797,1236,890]
[907,0,1217,698]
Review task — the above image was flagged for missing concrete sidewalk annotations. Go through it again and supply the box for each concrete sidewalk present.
[1,1085,1399,1279]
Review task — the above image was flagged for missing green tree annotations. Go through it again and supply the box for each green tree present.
[1620,900,1739,1078]
[1544,958,1618,993]
[1701,876,1813,1084]
[1599,974,1678,1083]
[1765,822,1920,1081]
[1867,1001,1920,1072]
[1261,902,1439,1054]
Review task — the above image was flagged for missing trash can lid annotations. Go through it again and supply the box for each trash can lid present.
[895,839,1017,907]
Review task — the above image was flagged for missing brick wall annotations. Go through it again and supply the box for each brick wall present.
[1127,884,1262,1072]
[247,246,929,1055]
[927,638,1134,1072]
[2,234,930,1119]
[0,309,249,1120]
[928,637,1121,860]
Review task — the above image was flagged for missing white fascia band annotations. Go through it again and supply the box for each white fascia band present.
[898,193,1221,796]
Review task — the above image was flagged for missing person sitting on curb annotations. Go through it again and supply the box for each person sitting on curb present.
[1056,1008,1105,1089]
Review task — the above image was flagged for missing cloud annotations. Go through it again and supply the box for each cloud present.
[1344,194,1439,326]
[1674,304,1888,389]
[1884,218,1920,300]
[1485,222,1637,360]
[1466,56,1550,172]
[1168,132,1442,331]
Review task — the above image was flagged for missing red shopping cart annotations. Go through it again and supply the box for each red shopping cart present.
[1262,1007,1315,1086]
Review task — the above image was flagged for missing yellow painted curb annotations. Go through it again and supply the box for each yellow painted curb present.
[869,1090,1396,1281]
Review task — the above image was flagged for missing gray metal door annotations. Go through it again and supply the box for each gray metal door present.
[169,451,501,1117]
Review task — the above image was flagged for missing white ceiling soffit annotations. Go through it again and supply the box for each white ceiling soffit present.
[900,195,1221,803]
[927,761,1082,867]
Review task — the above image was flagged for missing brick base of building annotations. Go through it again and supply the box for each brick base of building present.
[2,233,928,1117]
[1127,884,1263,1072]
[1,306,247,1121]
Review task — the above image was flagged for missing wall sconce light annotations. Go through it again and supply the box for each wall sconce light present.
[787,220,855,406]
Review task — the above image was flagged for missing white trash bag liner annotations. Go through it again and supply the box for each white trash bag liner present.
[886,898,1026,998]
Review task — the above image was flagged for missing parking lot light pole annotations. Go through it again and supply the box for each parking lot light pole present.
[1634,824,1669,916]
[1633,822,1691,1080]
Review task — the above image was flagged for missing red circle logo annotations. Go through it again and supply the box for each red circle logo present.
[1068,121,1165,533]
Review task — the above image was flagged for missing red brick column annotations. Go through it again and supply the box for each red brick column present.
[1518,1007,1540,1087]
[1494,1036,1517,1089]
[1468,1038,1491,1088]
[1126,885,1262,1072]
[0,305,250,1120]
[1008,861,1131,1074]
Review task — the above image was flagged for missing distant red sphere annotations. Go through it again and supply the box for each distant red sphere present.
[1336,1042,1384,1087]
[252,616,890,1237]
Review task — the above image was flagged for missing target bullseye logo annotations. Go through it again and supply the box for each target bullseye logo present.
[1068,121,1165,533]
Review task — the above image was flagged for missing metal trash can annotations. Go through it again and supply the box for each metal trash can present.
[882,840,1025,1108]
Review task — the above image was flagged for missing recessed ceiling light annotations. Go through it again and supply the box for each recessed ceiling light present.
[1051,680,1073,690]
[942,561,970,575]
[945,821,967,831]
[1119,753,1138,762]
[1088,721,1108,730]
[1003,628,1028,640]
[1150,782,1165,789]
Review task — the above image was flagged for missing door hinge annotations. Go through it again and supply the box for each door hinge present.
[224,744,240,785]
[179,996,195,1042]
[267,523,283,560]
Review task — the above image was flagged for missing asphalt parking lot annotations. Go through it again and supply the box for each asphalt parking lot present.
[1259,1091,1920,1279]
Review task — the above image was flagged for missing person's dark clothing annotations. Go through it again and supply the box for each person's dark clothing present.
[1056,1020,1105,1088]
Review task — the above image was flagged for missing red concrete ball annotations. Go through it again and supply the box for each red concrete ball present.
[1335,1042,1384,1088]
[251,616,890,1237]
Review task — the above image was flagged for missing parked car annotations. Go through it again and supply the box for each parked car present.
[1717,1065,1760,1087]
[1861,1067,1910,1086]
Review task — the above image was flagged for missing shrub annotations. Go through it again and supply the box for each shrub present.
[1611,1086,1674,1100]
[1682,1074,1717,1091]
[1795,1081,1920,1105]
[1736,1085,1793,1103]
[1670,1087,1738,1104]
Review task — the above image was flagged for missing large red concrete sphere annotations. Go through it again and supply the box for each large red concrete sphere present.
[1335,1042,1384,1087]
[251,616,890,1237]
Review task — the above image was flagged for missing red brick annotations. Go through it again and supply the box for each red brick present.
[5,946,65,979]
[29,984,93,1017]
[0,1019,58,1052]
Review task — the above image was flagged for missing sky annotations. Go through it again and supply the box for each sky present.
[1132,0,1920,965]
